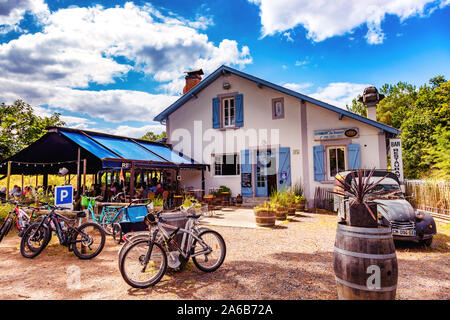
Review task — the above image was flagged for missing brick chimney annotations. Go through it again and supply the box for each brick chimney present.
[183,69,204,94]
[358,86,385,121]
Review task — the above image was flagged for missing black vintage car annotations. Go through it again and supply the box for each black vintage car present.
[335,170,437,245]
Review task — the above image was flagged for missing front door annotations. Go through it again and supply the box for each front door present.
[255,149,277,197]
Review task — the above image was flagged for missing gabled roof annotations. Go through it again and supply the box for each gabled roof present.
[154,65,400,135]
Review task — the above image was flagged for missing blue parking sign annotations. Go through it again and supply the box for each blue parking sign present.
[55,185,73,209]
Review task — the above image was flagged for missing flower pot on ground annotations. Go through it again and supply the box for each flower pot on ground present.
[253,202,275,227]
[275,206,288,220]
[295,196,307,212]
[236,194,243,207]
[331,169,398,300]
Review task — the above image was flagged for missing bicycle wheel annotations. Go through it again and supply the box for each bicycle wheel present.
[120,239,167,288]
[20,221,50,258]
[102,209,123,235]
[192,230,226,272]
[71,222,106,260]
[0,217,13,242]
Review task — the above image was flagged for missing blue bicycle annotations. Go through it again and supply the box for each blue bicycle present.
[82,195,126,235]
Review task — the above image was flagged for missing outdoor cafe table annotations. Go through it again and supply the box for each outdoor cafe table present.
[188,189,204,201]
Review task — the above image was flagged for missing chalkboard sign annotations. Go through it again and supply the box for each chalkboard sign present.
[241,173,252,188]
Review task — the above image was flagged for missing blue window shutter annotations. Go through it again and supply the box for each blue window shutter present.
[235,94,244,127]
[240,149,253,197]
[348,143,360,170]
[313,145,325,181]
[212,97,220,129]
[277,147,291,191]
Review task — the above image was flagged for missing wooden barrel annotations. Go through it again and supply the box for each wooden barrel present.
[275,207,288,221]
[333,223,398,300]
[296,202,305,211]
[254,210,275,227]
[288,206,296,216]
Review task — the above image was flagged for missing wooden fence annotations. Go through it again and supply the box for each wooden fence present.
[313,186,335,212]
[404,180,450,217]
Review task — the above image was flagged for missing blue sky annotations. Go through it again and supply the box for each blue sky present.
[0,0,449,137]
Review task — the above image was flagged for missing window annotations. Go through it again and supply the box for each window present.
[272,97,284,119]
[327,146,346,179]
[214,154,240,176]
[222,97,235,127]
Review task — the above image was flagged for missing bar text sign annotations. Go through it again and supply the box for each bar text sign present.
[390,138,404,182]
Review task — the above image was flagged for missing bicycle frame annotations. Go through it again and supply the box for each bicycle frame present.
[86,200,124,225]
[34,208,84,247]
[155,218,211,260]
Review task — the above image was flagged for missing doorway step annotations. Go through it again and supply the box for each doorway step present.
[242,197,269,208]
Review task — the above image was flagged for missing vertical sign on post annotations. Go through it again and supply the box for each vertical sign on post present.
[55,185,74,210]
[389,139,404,182]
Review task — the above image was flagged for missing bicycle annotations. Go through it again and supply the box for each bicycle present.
[20,202,106,260]
[117,205,211,271]
[119,208,226,288]
[83,194,126,235]
[0,200,40,243]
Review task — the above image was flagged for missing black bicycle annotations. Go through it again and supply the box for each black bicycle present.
[120,209,226,288]
[20,203,106,260]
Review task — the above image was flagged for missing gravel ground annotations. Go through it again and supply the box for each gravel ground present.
[0,212,448,300]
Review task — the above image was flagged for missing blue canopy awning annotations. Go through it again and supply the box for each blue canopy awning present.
[0,127,205,175]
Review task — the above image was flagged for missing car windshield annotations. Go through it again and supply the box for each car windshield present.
[367,177,404,199]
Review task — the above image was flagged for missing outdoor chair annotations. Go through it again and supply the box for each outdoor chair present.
[162,191,169,210]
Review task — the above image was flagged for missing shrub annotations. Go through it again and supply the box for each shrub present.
[292,182,304,197]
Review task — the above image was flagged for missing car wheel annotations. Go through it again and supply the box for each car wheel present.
[420,238,433,247]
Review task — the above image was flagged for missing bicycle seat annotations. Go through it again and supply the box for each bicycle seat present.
[187,214,201,219]
[74,211,86,218]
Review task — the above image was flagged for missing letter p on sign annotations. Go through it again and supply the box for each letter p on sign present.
[55,185,73,210]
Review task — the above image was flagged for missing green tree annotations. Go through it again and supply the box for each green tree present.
[141,130,166,142]
[0,100,65,160]
[346,95,367,117]
[348,77,449,179]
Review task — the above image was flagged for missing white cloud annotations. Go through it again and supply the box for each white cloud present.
[0,2,252,121]
[114,124,165,138]
[0,0,49,33]
[309,82,371,109]
[283,82,313,92]
[249,0,450,44]
[295,60,309,67]
[0,78,178,123]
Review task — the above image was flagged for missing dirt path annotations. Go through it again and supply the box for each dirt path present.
[0,212,448,300]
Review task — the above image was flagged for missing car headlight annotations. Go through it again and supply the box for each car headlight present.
[415,210,425,220]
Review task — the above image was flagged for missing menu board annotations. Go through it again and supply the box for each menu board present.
[241,173,252,188]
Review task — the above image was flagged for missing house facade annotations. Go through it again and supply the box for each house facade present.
[154,66,400,203]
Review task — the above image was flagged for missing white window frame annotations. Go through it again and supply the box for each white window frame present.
[222,97,235,128]
[214,153,240,176]
[326,146,347,180]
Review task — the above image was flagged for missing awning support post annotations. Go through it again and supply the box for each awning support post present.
[6,161,11,200]
[129,162,135,202]
[76,147,81,200]
[83,159,87,195]
[201,168,205,194]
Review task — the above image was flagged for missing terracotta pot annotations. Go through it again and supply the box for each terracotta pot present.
[254,209,275,227]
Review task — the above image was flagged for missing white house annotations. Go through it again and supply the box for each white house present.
[154,65,400,204]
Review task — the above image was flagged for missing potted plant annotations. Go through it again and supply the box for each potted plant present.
[331,169,386,227]
[253,202,275,227]
[331,168,398,300]
[286,190,296,216]
[270,190,287,221]
[236,194,243,207]
[152,196,164,212]
[295,195,307,211]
